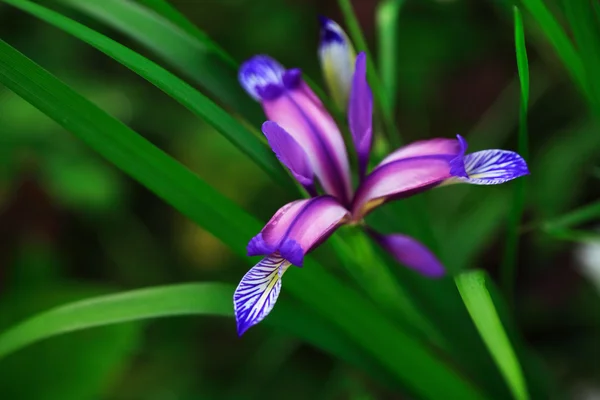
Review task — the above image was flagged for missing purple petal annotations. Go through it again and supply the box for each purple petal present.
[369,230,445,278]
[262,121,314,188]
[455,149,529,184]
[352,156,452,219]
[234,254,291,336]
[445,135,529,185]
[248,196,349,266]
[348,52,373,178]
[263,81,353,204]
[239,55,286,101]
[318,16,355,111]
[378,137,462,168]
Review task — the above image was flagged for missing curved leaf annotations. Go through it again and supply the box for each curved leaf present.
[0,283,231,359]
[60,0,261,123]
[456,271,529,400]
[2,0,289,188]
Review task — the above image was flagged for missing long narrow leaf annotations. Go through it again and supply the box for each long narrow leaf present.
[544,199,600,230]
[456,271,529,400]
[3,0,290,188]
[562,0,600,110]
[376,0,405,116]
[0,283,232,359]
[519,0,588,99]
[59,0,262,124]
[501,6,529,305]
[0,37,484,400]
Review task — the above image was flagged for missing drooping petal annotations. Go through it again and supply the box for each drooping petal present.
[352,156,452,219]
[247,196,350,266]
[239,55,352,204]
[318,16,356,110]
[454,150,529,185]
[261,121,314,192]
[444,135,529,185]
[348,52,373,178]
[234,254,291,336]
[368,230,445,278]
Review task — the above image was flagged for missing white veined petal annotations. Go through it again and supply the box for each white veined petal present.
[459,150,529,185]
[234,254,291,335]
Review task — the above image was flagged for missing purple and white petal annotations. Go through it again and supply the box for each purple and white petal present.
[239,55,286,101]
[318,16,356,110]
[368,230,445,278]
[234,254,291,336]
[262,121,314,190]
[348,52,373,178]
[378,138,461,168]
[263,80,353,204]
[446,135,529,185]
[352,156,452,219]
[247,196,350,266]
[460,150,529,184]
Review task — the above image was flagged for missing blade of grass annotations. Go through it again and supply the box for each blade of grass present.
[2,0,290,188]
[543,200,600,230]
[501,6,530,306]
[337,0,400,147]
[0,37,484,399]
[562,0,600,110]
[376,0,405,115]
[133,0,216,45]
[0,283,232,359]
[519,0,589,100]
[58,0,262,125]
[456,270,529,400]
[544,228,600,243]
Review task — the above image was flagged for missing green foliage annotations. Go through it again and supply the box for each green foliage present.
[1,0,600,398]
[456,270,529,400]
[501,6,530,304]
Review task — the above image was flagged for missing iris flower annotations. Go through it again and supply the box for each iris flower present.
[234,25,528,336]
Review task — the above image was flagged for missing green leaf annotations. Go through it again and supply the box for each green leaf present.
[0,37,484,399]
[0,283,142,400]
[519,0,589,100]
[3,0,290,188]
[544,199,600,230]
[134,0,215,45]
[501,6,530,305]
[562,0,600,109]
[0,283,231,359]
[59,0,262,124]
[376,0,405,114]
[456,271,529,400]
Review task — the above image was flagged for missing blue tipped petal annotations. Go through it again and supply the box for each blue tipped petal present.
[318,16,356,110]
[239,55,286,101]
[459,149,529,184]
[234,254,291,336]
[446,135,529,185]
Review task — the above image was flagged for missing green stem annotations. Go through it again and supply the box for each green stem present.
[501,6,529,306]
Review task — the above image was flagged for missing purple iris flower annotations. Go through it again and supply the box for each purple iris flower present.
[235,51,529,336]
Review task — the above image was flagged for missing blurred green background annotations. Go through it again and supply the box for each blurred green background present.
[1,0,599,398]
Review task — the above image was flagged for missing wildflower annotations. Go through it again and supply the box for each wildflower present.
[235,50,529,336]
[318,16,356,110]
